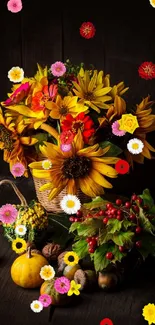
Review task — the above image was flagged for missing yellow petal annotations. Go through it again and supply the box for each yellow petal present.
[66,179,77,195]
[88,71,97,92]
[29,161,43,169]
[31,169,51,179]
[39,182,53,191]
[73,130,84,152]
[92,161,118,178]
[20,137,38,146]
[90,169,113,188]
[93,87,112,96]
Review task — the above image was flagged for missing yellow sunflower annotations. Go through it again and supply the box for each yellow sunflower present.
[64,251,79,266]
[12,238,27,254]
[135,96,155,134]
[72,69,112,113]
[98,95,126,127]
[45,95,88,120]
[29,130,118,200]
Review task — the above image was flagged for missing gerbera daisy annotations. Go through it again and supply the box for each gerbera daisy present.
[72,69,112,113]
[0,204,18,224]
[8,67,24,83]
[42,160,52,170]
[138,62,155,80]
[11,162,25,177]
[7,0,22,13]
[127,138,144,155]
[12,238,27,254]
[79,22,96,39]
[54,277,70,294]
[30,300,43,313]
[100,319,113,325]
[61,113,95,143]
[67,280,81,296]
[115,160,130,175]
[142,303,155,325]
[50,61,66,77]
[111,120,126,136]
[15,224,27,236]
[39,294,52,307]
[45,95,88,120]
[64,251,79,266]
[29,130,118,200]
[60,195,81,214]
[40,265,55,281]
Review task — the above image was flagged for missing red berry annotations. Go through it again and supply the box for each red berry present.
[106,203,113,209]
[86,213,92,218]
[74,217,79,222]
[119,246,125,252]
[133,205,139,213]
[76,210,83,217]
[125,201,131,208]
[111,208,117,215]
[69,217,75,222]
[95,236,99,241]
[108,214,114,219]
[136,241,142,248]
[103,217,109,224]
[129,214,136,221]
[88,247,95,254]
[131,194,137,201]
[106,252,114,260]
[116,199,122,206]
[99,210,105,216]
[135,226,142,234]
[117,215,122,221]
[89,239,97,247]
[86,237,92,243]
[117,209,122,216]
[136,197,143,205]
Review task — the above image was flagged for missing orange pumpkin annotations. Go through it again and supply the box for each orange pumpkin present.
[11,247,48,288]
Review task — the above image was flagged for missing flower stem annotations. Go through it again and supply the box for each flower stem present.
[40,123,59,141]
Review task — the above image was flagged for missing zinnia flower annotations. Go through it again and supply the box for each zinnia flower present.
[12,238,27,254]
[39,294,52,307]
[40,265,55,281]
[30,300,43,313]
[142,303,155,325]
[54,277,70,294]
[100,319,113,325]
[138,62,155,80]
[50,61,66,77]
[150,0,155,8]
[60,195,81,215]
[15,224,27,236]
[11,162,25,177]
[115,160,130,174]
[60,130,74,145]
[67,280,81,296]
[127,138,144,155]
[60,144,72,152]
[64,251,79,266]
[0,204,18,224]
[7,0,22,13]
[80,22,96,39]
[111,120,126,136]
[8,67,24,83]
[29,131,118,200]
[31,85,52,112]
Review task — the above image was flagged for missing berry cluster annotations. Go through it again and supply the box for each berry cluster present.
[69,210,83,223]
[86,236,98,254]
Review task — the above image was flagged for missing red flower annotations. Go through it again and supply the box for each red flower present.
[61,113,95,143]
[60,130,74,145]
[79,22,96,39]
[115,159,130,175]
[100,318,113,325]
[31,84,57,112]
[138,62,155,80]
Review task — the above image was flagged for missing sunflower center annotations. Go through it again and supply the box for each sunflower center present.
[72,121,84,133]
[16,242,23,249]
[59,105,68,115]
[0,125,14,151]
[132,143,139,149]
[84,91,95,101]
[62,156,91,179]
[68,256,75,262]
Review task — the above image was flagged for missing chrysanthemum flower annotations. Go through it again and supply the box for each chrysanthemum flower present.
[60,195,81,214]
[54,277,70,294]
[138,62,155,80]
[67,280,81,296]
[115,160,130,174]
[50,61,66,77]
[29,131,118,200]
[15,224,27,236]
[64,251,79,266]
[11,162,25,177]
[127,138,144,155]
[111,120,126,136]
[149,0,155,8]
[7,0,22,13]
[142,303,155,325]
[0,204,18,224]
[42,160,52,170]
[12,238,27,254]
[8,67,24,83]
[39,294,52,307]
[80,22,96,39]
[40,265,55,281]
[30,300,43,313]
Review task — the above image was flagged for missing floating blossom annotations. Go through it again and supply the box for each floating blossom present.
[60,130,74,145]
[80,22,96,39]
[138,62,155,80]
[115,160,130,175]
[15,224,27,236]
[0,204,18,224]
[111,120,126,136]
[40,265,55,281]
[11,162,25,177]
[60,144,72,152]
[149,0,155,8]
[30,300,43,313]
[39,294,52,308]
[119,114,139,134]
[12,238,27,254]
[67,280,81,296]
[54,277,70,294]
[8,67,24,83]
[64,251,79,266]
[100,319,113,325]
[50,61,66,77]
[142,303,155,325]
[42,160,52,170]
[7,0,22,13]
[60,195,81,215]
[127,138,144,155]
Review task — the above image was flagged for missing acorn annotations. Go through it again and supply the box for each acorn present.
[63,264,81,280]
[74,269,97,291]
[42,243,62,261]
[98,272,118,291]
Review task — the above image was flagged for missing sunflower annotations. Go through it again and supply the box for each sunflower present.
[72,69,112,113]
[64,251,79,266]
[29,130,118,200]
[12,238,27,254]
[98,95,127,127]
[45,95,88,120]
[135,96,155,134]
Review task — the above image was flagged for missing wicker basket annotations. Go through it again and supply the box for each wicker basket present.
[33,177,89,213]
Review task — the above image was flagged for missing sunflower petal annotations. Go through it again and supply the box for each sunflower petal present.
[94,87,112,96]
[92,161,118,178]
[31,169,51,179]
[39,182,54,191]
[90,169,113,188]
[67,179,77,194]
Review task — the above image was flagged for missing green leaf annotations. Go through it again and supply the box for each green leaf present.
[107,219,122,234]
[140,189,154,208]
[72,239,88,259]
[137,233,155,259]
[112,231,134,246]
[122,219,135,230]
[77,219,102,237]
[28,229,35,242]
[111,245,126,263]
[139,207,155,235]
[83,196,109,210]
[94,244,110,272]
[148,205,155,216]
[69,222,81,233]
[99,228,113,244]
[100,141,122,157]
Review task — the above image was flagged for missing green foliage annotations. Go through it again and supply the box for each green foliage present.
[107,219,122,234]
[69,222,81,233]
[139,207,155,235]
[99,228,113,244]
[77,219,102,237]
[122,219,135,230]
[112,231,134,246]
[100,141,122,156]
[72,239,88,259]
[140,189,154,208]
[94,244,110,271]
[34,133,48,153]
[137,233,155,259]
[111,245,126,263]
[83,196,109,210]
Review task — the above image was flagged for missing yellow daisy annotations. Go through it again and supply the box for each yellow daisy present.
[8,67,24,83]
[64,251,79,266]
[142,303,155,325]
[12,238,27,254]
[40,265,55,280]
[67,280,81,296]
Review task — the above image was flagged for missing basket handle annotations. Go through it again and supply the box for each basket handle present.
[0,179,28,206]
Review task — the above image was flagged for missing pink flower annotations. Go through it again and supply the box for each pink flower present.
[39,294,52,308]
[60,144,72,152]
[0,204,18,224]
[49,84,58,100]
[11,163,25,177]
[4,82,30,106]
[112,120,126,137]
[7,0,22,13]
[54,277,70,294]
[60,130,74,145]
[50,61,66,77]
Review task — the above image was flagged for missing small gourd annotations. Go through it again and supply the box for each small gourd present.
[40,279,71,306]
[11,247,49,288]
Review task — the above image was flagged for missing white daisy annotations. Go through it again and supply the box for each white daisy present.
[60,195,81,215]
[42,160,52,170]
[40,265,55,281]
[127,138,144,155]
[15,225,27,236]
[8,67,24,83]
[30,300,43,313]
[149,0,155,8]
